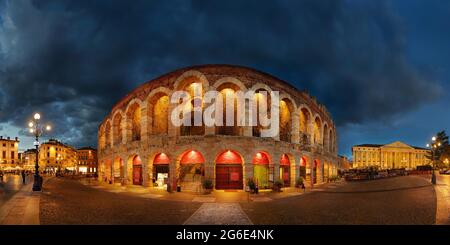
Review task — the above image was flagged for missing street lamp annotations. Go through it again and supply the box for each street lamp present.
[28,113,51,191]
[427,136,440,185]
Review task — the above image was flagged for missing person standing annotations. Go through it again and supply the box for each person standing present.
[21,170,26,184]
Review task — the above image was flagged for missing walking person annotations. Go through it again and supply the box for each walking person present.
[21,170,26,184]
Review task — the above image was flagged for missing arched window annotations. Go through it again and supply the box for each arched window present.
[150,94,169,135]
[113,113,123,145]
[313,117,322,145]
[323,124,329,150]
[279,99,293,142]
[216,83,241,136]
[180,81,205,136]
[105,121,111,147]
[300,108,311,145]
[253,89,271,137]
[127,103,141,141]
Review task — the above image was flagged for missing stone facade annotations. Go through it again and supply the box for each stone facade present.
[97,65,340,191]
[77,147,98,174]
[0,136,19,168]
[352,141,431,169]
[39,139,77,172]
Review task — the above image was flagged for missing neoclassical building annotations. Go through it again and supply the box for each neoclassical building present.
[98,65,340,192]
[352,141,431,169]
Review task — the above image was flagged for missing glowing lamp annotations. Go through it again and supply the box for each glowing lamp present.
[34,113,41,120]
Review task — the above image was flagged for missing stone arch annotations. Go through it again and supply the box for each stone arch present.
[212,77,247,91]
[126,99,143,142]
[215,81,244,136]
[126,154,143,186]
[176,73,206,136]
[323,123,329,151]
[146,87,171,135]
[252,151,272,189]
[313,114,322,145]
[112,110,124,145]
[98,124,106,150]
[173,70,209,91]
[215,149,244,190]
[104,120,112,147]
[113,156,125,183]
[251,84,273,138]
[177,150,205,192]
[328,128,333,153]
[298,105,312,145]
[299,156,308,179]
[280,153,294,187]
[279,95,296,142]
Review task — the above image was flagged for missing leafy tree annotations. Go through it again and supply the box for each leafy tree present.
[427,130,449,167]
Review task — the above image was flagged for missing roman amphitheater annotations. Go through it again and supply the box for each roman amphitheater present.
[98,65,340,192]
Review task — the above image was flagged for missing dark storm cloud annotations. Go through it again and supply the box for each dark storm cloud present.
[0,0,441,147]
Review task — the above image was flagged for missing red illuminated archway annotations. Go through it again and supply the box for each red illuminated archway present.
[180,150,205,164]
[216,150,242,164]
[215,150,243,190]
[154,153,170,165]
[253,151,270,165]
[132,155,142,185]
[280,154,290,187]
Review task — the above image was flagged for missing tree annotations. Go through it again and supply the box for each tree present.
[427,130,449,168]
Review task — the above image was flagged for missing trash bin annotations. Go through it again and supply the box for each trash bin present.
[177,186,181,192]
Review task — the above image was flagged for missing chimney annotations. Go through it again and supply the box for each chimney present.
[0,136,2,139]
[7,136,10,140]
[15,137,18,141]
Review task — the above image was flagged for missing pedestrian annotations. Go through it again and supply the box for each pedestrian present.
[21,170,26,184]
[0,171,3,182]
[301,182,305,193]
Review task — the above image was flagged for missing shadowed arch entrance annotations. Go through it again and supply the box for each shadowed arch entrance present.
[132,155,142,185]
[179,150,205,192]
[313,160,320,184]
[153,153,170,189]
[113,157,124,184]
[280,154,291,186]
[215,150,243,190]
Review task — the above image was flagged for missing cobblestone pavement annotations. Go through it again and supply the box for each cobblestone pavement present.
[240,176,436,224]
[40,177,202,224]
[0,174,33,209]
[434,174,450,224]
[40,176,437,224]
[184,203,253,225]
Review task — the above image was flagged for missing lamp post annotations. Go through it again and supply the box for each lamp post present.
[28,113,51,191]
[427,136,440,185]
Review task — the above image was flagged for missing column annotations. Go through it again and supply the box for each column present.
[291,112,300,144]
[140,103,149,142]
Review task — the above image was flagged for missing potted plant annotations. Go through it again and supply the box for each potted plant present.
[247,178,256,193]
[295,177,304,188]
[202,179,213,194]
[272,180,284,192]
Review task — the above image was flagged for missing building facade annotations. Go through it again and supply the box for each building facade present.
[98,65,341,192]
[23,148,37,170]
[77,147,98,174]
[352,141,430,169]
[0,136,19,168]
[39,139,77,172]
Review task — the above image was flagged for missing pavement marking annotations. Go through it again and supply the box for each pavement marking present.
[107,189,126,193]
[251,197,272,202]
[140,193,163,199]
[286,192,304,196]
[183,203,253,225]
[192,197,216,202]
[313,188,326,191]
